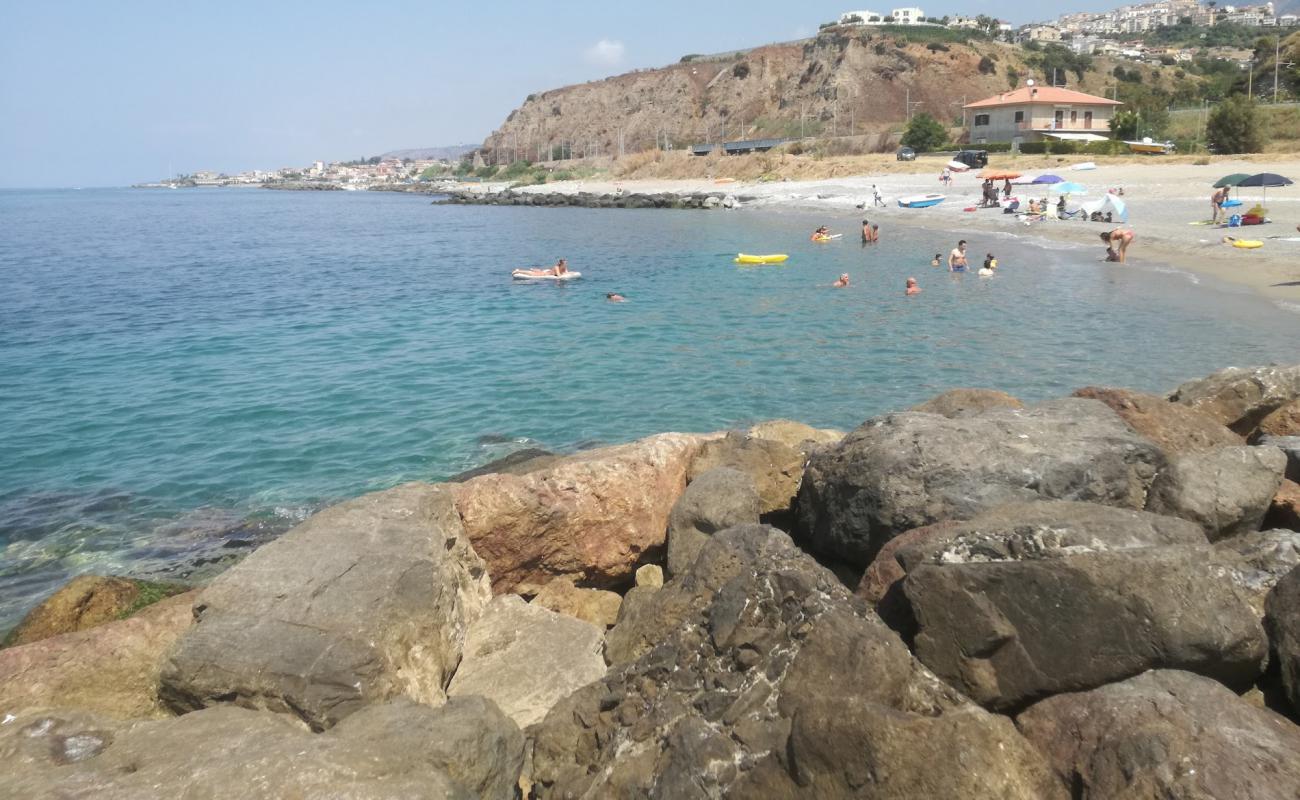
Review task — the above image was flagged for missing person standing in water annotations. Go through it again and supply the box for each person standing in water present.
[1101,228,1135,263]
[947,240,969,272]
[905,277,922,295]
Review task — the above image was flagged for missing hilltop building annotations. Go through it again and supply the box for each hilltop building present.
[838,7,928,24]
[963,86,1123,144]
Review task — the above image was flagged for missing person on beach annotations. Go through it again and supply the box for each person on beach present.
[1003,179,1013,199]
[931,254,942,266]
[1056,195,1067,218]
[872,185,885,207]
[948,240,969,272]
[906,277,922,295]
[1211,187,1227,224]
[832,273,851,288]
[606,292,625,302]
[941,168,952,187]
[1101,229,1135,263]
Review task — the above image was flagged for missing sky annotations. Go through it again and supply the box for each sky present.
[2,0,1116,187]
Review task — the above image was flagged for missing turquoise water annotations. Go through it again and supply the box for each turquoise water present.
[1,187,1297,628]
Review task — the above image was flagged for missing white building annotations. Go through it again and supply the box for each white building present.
[839,9,883,23]
[838,7,926,24]
[890,7,925,24]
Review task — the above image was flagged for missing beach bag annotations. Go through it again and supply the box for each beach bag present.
[1229,214,1241,228]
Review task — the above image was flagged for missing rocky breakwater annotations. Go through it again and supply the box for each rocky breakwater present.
[4,364,1300,798]
[436,188,748,210]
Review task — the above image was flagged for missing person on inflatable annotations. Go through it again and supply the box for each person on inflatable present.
[516,258,568,277]
[812,226,831,241]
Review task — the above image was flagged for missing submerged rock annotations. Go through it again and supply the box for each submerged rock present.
[1016,670,1300,800]
[909,387,1024,418]
[4,575,187,648]
[160,483,491,730]
[1170,364,1300,435]
[540,525,1066,798]
[1072,385,1242,454]
[1145,446,1287,540]
[666,466,761,577]
[798,398,1165,567]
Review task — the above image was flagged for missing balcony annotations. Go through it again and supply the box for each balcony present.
[1016,118,1110,132]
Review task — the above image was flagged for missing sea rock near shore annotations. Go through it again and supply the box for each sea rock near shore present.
[1214,528,1300,619]
[445,447,563,482]
[1071,386,1242,454]
[666,466,761,578]
[1016,670,1300,800]
[797,398,1165,567]
[904,545,1267,711]
[3,697,524,800]
[3,575,186,647]
[160,483,491,731]
[1257,399,1300,438]
[688,431,804,516]
[1145,446,1287,540]
[1265,566,1300,715]
[530,577,622,627]
[1268,479,1300,531]
[1170,364,1300,436]
[449,432,713,594]
[1258,434,1300,482]
[0,591,198,719]
[532,525,1065,799]
[746,418,845,454]
[909,387,1024,418]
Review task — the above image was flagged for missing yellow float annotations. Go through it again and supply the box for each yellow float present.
[735,253,790,264]
[1232,239,1263,249]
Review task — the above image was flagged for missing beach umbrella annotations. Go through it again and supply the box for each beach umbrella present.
[1212,173,1251,188]
[1031,174,1064,184]
[1236,172,1294,208]
[979,170,1021,180]
[1050,181,1088,195]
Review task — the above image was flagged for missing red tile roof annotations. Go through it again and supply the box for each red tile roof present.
[964,87,1122,109]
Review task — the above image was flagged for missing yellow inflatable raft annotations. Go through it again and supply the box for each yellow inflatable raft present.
[735,253,790,264]
[1232,239,1263,249]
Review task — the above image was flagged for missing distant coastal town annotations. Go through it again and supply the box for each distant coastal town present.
[133,148,476,191]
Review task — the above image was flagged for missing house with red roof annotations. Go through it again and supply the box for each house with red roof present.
[962,85,1123,144]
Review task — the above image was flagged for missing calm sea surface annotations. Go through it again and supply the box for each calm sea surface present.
[1,187,1296,627]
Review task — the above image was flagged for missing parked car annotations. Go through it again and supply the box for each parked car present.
[896,146,916,161]
[954,149,988,168]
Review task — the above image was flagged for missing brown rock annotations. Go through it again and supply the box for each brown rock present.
[1267,479,1300,531]
[688,431,805,515]
[0,591,198,719]
[856,521,960,604]
[1258,399,1300,439]
[1072,386,1242,454]
[746,419,844,453]
[1170,364,1300,435]
[5,576,185,648]
[633,564,663,588]
[450,432,715,593]
[530,577,622,628]
[909,387,1024,418]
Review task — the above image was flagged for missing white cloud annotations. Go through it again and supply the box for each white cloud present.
[584,39,626,67]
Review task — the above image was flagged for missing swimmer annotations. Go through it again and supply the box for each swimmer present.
[948,239,969,272]
[930,254,941,267]
[832,273,850,288]
[905,277,922,295]
[979,253,997,276]
[812,225,831,241]
[606,292,625,302]
[1100,228,1135,263]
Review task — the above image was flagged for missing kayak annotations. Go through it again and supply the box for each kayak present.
[512,270,582,280]
[898,194,945,208]
[735,253,789,264]
[811,234,843,242]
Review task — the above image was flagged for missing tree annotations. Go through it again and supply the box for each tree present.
[978,55,997,75]
[1110,110,1140,140]
[844,13,863,23]
[1007,68,1020,88]
[901,112,948,151]
[1206,95,1262,153]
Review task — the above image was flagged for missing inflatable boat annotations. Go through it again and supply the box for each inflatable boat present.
[735,254,789,264]
[811,234,843,242]
[512,270,582,281]
[897,194,946,208]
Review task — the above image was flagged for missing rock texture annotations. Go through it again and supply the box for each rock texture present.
[0,591,197,719]
[1265,566,1300,715]
[688,431,804,515]
[446,447,564,482]
[1016,670,1300,800]
[1215,529,1300,619]
[1268,479,1300,531]
[1258,434,1300,482]
[535,525,1065,798]
[1170,364,1300,435]
[4,575,185,647]
[905,545,1267,710]
[1257,398,1300,438]
[798,399,1165,566]
[1145,446,1287,540]
[530,577,622,628]
[910,387,1024,418]
[450,432,712,593]
[667,466,761,577]
[635,564,664,588]
[1072,386,1242,454]
[447,595,606,729]
[746,419,844,453]
[2,698,524,799]
[160,483,491,730]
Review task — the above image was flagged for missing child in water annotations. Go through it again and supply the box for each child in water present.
[930,254,941,267]
[979,253,997,276]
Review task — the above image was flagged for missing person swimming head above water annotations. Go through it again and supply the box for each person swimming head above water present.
[906,277,921,295]
[931,254,941,266]
[832,273,850,288]
[606,292,625,302]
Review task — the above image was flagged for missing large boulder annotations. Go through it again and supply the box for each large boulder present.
[666,466,761,577]
[446,447,564,482]
[857,501,1205,606]
[0,591,197,719]
[450,432,713,594]
[1145,446,1287,540]
[1215,529,1300,620]
[1170,364,1300,435]
[546,525,1066,799]
[1268,479,1300,531]
[447,595,606,729]
[2,697,524,799]
[1016,670,1300,800]
[1257,434,1300,482]
[910,387,1024,418]
[160,483,491,730]
[530,577,622,628]
[798,399,1166,567]
[905,545,1267,711]
[1257,398,1300,438]
[1265,566,1300,715]
[688,431,805,515]
[1072,386,1242,454]
[4,575,187,648]
[746,419,844,453]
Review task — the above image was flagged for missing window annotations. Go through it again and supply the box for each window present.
[1054,109,1065,127]
[1070,110,1078,123]
[1014,111,1024,122]
[974,114,990,126]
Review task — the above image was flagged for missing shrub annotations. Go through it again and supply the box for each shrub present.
[901,112,949,151]
[732,62,750,79]
[978,55,996,74]
[1008,68,1020,88]
[1206,95,1262,153]
[926,42,950,52]
[474,165,499,179]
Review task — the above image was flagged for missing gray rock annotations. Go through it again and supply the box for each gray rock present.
[3,698,523,799]
[447,595,606,729]
[634,563,663,588]
[689,431,805,516]
[533,525,1066,799]
[1214,529,1300,620]
[666,466,761,577]
[910,387,1024,418]
[798,399,1166,567]
[1257,434,1300,482]
[905,545,1267,711]
[1072,385,1243,454]
[1145,446,1287,540]
[1016,670,1300,800]
[1170,364,1300,435]
[160,483,492,730]
[1265,566,1300,715]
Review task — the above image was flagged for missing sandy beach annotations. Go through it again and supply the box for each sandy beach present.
[468,156,1300,308]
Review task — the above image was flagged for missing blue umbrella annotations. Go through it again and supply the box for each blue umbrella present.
[1236,172,1293,208]
[1031,174,1064,184]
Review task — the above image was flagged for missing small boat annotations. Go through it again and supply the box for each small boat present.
[735,253,789,264]
[898,194,946,208]
[512,269,581,281]
[1125,139,1175,155]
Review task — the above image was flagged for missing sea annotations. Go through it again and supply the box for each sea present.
[1,186,1297,629]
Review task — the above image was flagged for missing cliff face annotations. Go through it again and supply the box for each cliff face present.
[482,30,1053,161]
